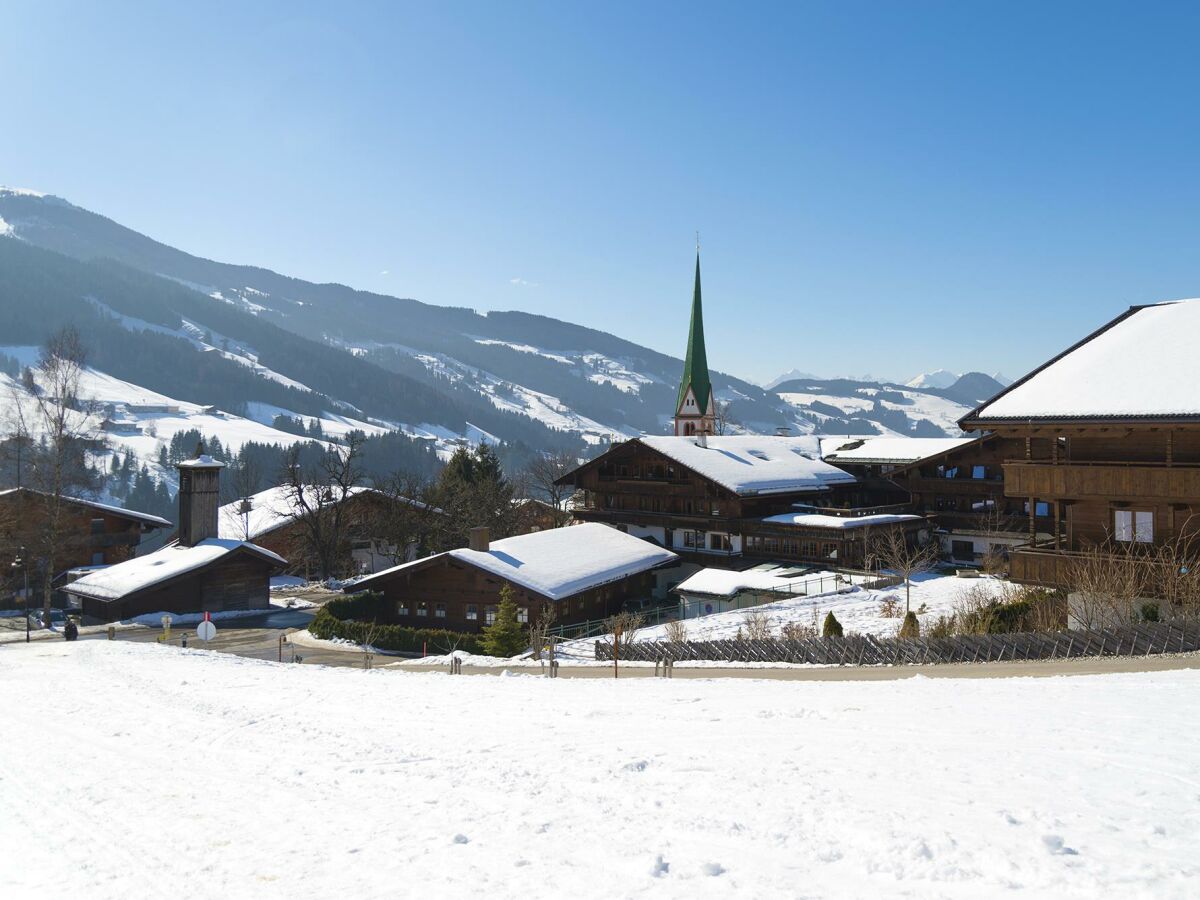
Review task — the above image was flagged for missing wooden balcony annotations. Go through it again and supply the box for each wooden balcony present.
[1009,547,1074,588]
[1003,461,1200,500]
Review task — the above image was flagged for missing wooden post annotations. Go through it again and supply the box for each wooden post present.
[1029,497,1037,543]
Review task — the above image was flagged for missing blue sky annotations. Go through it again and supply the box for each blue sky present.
[3,1,1200,385]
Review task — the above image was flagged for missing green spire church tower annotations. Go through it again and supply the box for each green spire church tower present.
[674,252,716,436]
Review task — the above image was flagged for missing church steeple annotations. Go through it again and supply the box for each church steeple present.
[674,252,715,437]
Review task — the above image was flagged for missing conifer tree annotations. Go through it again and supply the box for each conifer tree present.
[899,610,921,640]
[822,611,843,638]
[482,583,526,658]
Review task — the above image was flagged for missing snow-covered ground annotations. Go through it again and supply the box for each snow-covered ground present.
[2,641,1197,898]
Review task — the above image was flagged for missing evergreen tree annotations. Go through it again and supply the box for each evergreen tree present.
[481,583,526,657]
[822,611,843,638]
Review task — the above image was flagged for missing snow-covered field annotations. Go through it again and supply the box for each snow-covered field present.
[1,641,1197,898]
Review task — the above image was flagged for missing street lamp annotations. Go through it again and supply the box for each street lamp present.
[11,547,29,643]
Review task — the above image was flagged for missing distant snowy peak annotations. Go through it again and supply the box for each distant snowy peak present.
[992,372,1013,387]
[905,369,960,390]
[764,369,821,390]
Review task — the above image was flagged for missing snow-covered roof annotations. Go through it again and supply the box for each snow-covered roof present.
[674,567,815,598]
[762,512,923,529]
[219,485,374,541]
[354,522,677,601]
[0,487,172,529]
[637,436,855,496]
[63,539,286,602]
[178,454,225,469]
[820,436,975,464]
[967,300,1200,422]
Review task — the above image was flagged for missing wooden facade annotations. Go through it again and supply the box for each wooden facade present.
[558,439,928,570]
[75,549,280,622]
[352,552,661,633]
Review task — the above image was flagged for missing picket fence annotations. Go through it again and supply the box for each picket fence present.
[594,618,1200,666]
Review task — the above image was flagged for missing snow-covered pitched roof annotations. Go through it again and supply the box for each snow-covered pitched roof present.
[762,512,923,529]
[674,567,814,598]
[0,487,172,529]
[63,539,286,602]
[218,485,376,541]
[638,436,855,496]
[354,522,677,601]
[820,436,975,464]
[966,300,1200,422]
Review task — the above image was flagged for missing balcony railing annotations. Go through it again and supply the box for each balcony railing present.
[1003,460,1200,499]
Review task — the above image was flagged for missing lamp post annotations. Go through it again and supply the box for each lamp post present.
[11,547,29,643]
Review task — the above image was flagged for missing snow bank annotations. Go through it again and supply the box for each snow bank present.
[2,641,1198,898]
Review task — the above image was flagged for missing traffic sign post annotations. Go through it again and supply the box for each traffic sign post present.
[196,612,217,643]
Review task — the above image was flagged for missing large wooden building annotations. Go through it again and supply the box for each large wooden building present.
[64,451,285,621]
[0,487,171,574]
[348,522,677,632]
[960,299,1200,590]
[557,434,929,571]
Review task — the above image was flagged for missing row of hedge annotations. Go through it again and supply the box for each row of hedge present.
[310,592,487,656]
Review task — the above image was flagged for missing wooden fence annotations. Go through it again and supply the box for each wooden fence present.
[595,618,1200,666]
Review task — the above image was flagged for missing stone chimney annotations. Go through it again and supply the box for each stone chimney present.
[177,442,225,547]
[468,526,490,552]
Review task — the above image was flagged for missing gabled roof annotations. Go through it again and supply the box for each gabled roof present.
[62,539,286,602]
[0,487,172,529]
[963,300,1200,425]
[636,436,855,496]
[820,436,976,465]
[676,253,713,414]
[350,522,677,601]
[218,485,438,542]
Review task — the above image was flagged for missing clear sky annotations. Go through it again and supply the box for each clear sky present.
[3,1,1200,386]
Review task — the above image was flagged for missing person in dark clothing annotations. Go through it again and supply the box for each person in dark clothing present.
[63,618,79,641]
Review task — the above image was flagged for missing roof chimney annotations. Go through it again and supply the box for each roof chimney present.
[468,526,490,552]
[177,441,225,547]
[696,432,707,448]
[775,425,792,437]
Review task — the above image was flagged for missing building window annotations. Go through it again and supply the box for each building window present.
[90,517,105,535]
[435,603,446,618]
[711,501,720,516]
[466,604,478,621]
[971,465,986,479]
[485,605,498,625]
[709,533,731,552]
[396,601,409,616]
[517,607,528,623]
[684,531,701,549]
[1115,510,1153,543]
[416,601,428,617]
[1024,501,1050,517]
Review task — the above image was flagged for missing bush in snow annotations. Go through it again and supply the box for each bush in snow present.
[822,611,843,639]
[878,595,902,618]
[482,583,527,658]
[311,592,487,655]
[899,611,921,639]
[665,619,688,644]
[742,610,772,641]
[781,622,817,640]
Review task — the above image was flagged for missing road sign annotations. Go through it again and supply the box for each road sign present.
[196,620,217,642]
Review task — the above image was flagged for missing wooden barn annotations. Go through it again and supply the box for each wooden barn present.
[63,451,285,621]
[960,299,1200,590]
[347,522,677,632]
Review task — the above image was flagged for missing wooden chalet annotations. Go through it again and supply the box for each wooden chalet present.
[556,435,929,571]
[0,487,171,576]
[960,299,1200,590]
[347,522,677,632]
[64,450,285,621]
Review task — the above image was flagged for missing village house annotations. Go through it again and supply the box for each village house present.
[63,450,285,621]
[0,486,171,575]
[959,299,1200,590]
[217,485,434,576]
[346,522,677,632]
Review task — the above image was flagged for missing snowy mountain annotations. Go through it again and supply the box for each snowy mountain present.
[905,369,960,390]
[0,187,986,488]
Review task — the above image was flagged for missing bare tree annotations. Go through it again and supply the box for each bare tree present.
[742,609,772,640]
[606,610,644,678]
[713,400,736,436]
[664,619,688,644]
[1064,538,1153,629]
[279,432,366,580]
[371,471,440,566]
[526,603,557,661]
[10,329,103,626]
[520,449,578,528]
[865,525,940,615]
